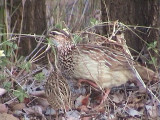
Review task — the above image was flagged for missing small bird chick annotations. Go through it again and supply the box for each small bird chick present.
[45,71,73,111]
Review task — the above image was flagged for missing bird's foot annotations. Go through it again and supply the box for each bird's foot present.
[93,89,110,111]
[78,79,99,89]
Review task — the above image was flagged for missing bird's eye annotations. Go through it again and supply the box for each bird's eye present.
[50,31,59,35]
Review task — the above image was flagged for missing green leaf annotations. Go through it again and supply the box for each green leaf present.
[19,61,31,72]
[13,44,18,49]
[55,23,63,29]
[3,81,12,91]
[73,34,82,44]
[147,41,157,50]
[13,88,28,102]
[90,18,99,26]
[0,74,6,80]
[34,72,45,81]
[148,57,157,65]
[0,57,10,68]
[4,41,13,47]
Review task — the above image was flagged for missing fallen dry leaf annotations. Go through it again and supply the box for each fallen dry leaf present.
[29,90,45,97]
[75,95,90,108]
[35,98,50,109]
[111,92,124,103]
[45,107,56,115]
[126,107,142,117]
[0,113,19,120]
[0,104,8,113]
[0,88,7,96]
[66,110,80,120]
[145,105,158,118]
[12,103,26,111]
[23,105,43,116]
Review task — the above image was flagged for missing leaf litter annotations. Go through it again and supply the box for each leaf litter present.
[0,32,160,120]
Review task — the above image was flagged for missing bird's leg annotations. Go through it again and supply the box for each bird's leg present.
[93,88,110,111]
[78,79,111,110]
[78,79,110,103]
[100,88,110,105]
[78,79,99,89]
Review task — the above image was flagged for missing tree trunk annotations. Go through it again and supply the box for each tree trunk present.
[9,0,46,56]
[101,0,160,69]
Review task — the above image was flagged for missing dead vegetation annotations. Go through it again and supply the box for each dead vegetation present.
[0,25,160,120]
[0,0,160,120]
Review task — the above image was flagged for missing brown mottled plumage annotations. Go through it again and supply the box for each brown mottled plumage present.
[45,71,72,110]
[47,30,139,107]
[48,30,136,89]
[47,29,159,107]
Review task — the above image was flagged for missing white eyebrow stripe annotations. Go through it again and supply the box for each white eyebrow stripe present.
[51,31,65,36]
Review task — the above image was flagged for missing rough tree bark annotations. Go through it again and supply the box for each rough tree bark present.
[101,0,160,70]
[9,0,46,56]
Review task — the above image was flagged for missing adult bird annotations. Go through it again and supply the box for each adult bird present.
[47,29,139,108]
